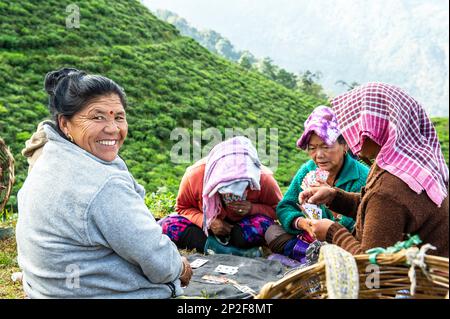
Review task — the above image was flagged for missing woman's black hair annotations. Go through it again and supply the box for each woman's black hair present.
[337,134,346,145]
[44,67,127,134]
[336,134,359,159]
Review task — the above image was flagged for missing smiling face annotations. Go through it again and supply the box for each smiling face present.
[59,94,128,162]
[307,133,347,174]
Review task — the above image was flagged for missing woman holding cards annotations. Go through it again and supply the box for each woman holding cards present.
[159,136,282,256]
[265,106,369,264]
[300,82,449,257]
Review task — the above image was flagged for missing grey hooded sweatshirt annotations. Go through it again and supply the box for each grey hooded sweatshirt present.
[16,124,183,298]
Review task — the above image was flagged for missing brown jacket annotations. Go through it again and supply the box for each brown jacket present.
[326,164,449,257]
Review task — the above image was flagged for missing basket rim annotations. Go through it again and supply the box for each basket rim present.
[256,246,449,299]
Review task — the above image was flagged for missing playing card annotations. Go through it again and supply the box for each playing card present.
[301,203,322,219]
[232,283,256,296]
[301,169,329,190]
[202,275,229,284]
[190,258,209,269]
[316,169,329,182]
[214,264,239,275]
[301,171,316,190]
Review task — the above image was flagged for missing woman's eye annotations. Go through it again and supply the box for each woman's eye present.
[93,116,105,120]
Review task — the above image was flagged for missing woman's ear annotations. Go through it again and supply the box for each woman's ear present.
[339,142,349,155]
[58,115,70,136]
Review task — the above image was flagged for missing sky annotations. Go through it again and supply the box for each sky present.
[143,0,449,117]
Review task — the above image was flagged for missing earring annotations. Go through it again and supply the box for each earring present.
[67,133,74,142]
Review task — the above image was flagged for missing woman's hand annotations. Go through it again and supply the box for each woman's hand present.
[227,200,252,215]
[294,217,316,239]
[210,219,233,236]
[311,179,330,187]
[299,186,336,206]
[179,257,193,287]
[310,219,334,241]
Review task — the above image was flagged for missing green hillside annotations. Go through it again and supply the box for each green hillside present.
[0,0,327,208]
[432,117,449,164]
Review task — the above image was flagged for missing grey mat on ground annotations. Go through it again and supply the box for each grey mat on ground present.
[181,253,285,299]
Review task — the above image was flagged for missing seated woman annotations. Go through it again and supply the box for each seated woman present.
[16,68,192,298]
[159,136,283,255]
[300,82,449,257]
[265,106,369,264]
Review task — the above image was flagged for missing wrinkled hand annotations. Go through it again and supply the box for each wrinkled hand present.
[180,256,193,287]
[210,219,233,236]
[294,216,316,239]
[299,185,336,206]
[227,200,252,216]
[310,219,334,241]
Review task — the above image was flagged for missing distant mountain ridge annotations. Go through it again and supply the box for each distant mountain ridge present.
[154,9,328,99]
[154,9,246,62]
[145,0,449,117]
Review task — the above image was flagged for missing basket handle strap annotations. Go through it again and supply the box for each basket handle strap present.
[366,234,422,265]
[319,245,359,299]
[405,244,436,296]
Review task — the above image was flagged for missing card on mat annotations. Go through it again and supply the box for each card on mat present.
[233,283,256,295]
[214,264,239,275]
[202,275,229,284]
[190,258,209,269]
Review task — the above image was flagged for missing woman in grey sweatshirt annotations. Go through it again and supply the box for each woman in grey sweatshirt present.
[16,68,192,298]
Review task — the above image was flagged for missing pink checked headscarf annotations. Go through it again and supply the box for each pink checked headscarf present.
[202,136,261,234]
[331,82,448,207]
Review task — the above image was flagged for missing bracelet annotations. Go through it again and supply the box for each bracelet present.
[180,263,187,278]
[295,217,302,230]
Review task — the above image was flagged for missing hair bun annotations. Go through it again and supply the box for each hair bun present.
[44,67,80,95]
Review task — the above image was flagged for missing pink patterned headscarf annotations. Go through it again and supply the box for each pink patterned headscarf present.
[202,136,261,234]
[296,105,340,149]
[331,82,448,207]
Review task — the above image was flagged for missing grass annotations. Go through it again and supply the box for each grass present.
[0,214,23,299]
[0,236,25,299]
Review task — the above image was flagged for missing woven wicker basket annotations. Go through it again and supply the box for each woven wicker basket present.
[0,137,15,212]
[257,244,449,299]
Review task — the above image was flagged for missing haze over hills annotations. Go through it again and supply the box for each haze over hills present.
[144,0,449,117]
[154,9,329,100]
[152,7,449,165]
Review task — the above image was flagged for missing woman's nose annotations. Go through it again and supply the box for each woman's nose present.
[104,121,120,133]
[316,149,325,157]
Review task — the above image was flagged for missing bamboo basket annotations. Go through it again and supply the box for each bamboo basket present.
[257,244,449,299]
[0,137,15,212]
